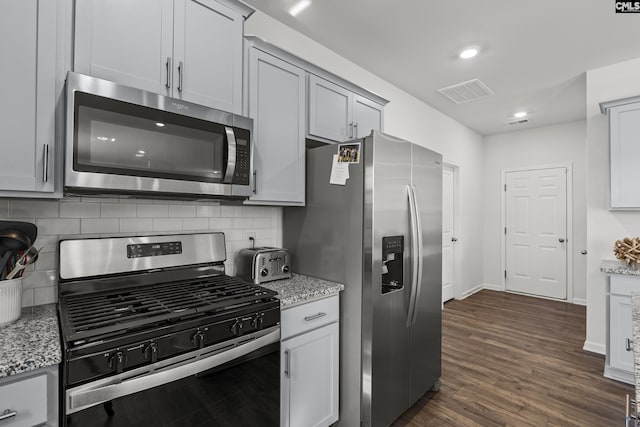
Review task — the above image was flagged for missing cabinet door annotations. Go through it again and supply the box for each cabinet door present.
[354,94,383,138]
[610,293,634,373]
[247,49,305,205]
[173,0,243,113]
[308,75,353,142]
[281,322,339,427]
[0,0,56,193]
[74,0,174,96]
[609,102,640,208]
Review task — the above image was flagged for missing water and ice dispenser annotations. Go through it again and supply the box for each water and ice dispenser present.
[382,235,404,294]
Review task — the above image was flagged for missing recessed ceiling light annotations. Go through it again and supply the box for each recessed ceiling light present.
[155,122,165,127]
[289,0,311,16]
[513,111,527,118]
[459,48,479,59]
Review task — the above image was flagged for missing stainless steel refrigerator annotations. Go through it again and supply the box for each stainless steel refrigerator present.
[283,130,442,427]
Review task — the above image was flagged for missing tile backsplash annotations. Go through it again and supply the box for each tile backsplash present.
[0,197,282,307]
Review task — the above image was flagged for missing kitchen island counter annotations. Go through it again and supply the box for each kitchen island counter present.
[260,273,344,308]
[600,260,640,276]
[0,304,60,378]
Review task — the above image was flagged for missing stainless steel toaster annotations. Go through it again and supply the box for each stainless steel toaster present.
[235,247,292,284]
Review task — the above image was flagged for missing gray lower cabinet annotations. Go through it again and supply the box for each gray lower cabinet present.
[605,275,636,384]
[308,74,385,143]
[280,295,339,427]
[0,0,57,195]
[75,0,252,114]
[245,45,306,205]
[0,365,58,427]
[600,97,640,209]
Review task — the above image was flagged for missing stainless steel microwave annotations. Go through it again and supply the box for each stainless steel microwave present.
[65,72,252,199]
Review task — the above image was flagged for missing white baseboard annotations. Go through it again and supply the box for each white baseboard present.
[583,340,606,355]
[572,298,587,306]
[459,284,484,300]
[482,283,501,291]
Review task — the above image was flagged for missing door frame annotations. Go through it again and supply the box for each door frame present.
[500,163,573,302]
[443,161,461,300]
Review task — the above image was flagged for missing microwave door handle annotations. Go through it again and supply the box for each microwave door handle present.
[223,127,237,184]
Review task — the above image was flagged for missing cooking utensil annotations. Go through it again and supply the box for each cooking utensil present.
[5,246,42,280]
[0,251,11,280]
[0,220,37,248]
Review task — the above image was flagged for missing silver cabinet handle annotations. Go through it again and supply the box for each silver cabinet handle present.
[354,122,358,138]
[253,170,257,194]
[304,312,326,322]
[42,144,49,182]
[559,238,565,243]
[284,349,290,378]
[165,57,171,89]
[177,61,183,92]
[0,409,17,421]
[349,122,354,139]
[626,338,633,351]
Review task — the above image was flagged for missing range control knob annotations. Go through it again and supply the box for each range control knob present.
[145,342,159,363]
[192,331,205,349]
[282,265,290,273]
[231,319,244,336]
[260,268,269,277]
[109,351,125,374]
[251,313,265,330]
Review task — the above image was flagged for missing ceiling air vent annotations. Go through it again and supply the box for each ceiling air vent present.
[438,79,495,104]
[506,118,529,126]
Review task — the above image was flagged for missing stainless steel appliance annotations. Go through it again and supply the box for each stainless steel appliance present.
[57,232,280,426]
[65,72,253,199]
[236,246,292,284]
[284,130,442,427]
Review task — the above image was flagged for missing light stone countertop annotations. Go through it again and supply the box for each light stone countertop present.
[600,260,640,276]
[260,273,344,308]
[632,294,640,410]
[0,304,61,378]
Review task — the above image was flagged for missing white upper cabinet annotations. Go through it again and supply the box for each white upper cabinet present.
[75,0,250,113]
[308,75,353,142]
[0,0,57,194]
[601,96,640,209]
[308,74,386,143]
[246,46,306,205]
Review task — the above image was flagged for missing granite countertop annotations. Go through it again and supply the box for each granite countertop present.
[600,260,640,276]
[0,304,61,378]
[260,273,344,308]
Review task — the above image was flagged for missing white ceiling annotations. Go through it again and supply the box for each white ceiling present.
[243,0,640,136]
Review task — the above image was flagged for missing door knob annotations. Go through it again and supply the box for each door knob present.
[581,250,587,255]
[559,238,565,243]
[451,237,458,242]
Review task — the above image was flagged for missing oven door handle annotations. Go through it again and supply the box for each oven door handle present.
[67,328,280,413]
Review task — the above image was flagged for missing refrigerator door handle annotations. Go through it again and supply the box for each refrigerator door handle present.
[406,185,421,327]
[412,185,424,326]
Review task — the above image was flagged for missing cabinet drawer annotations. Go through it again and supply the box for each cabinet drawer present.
[0,373,47,427]
[282,295,339,340]
[610,275,640,296]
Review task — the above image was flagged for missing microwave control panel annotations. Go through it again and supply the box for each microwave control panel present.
[233,128,250,185]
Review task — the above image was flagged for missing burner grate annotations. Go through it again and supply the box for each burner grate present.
[59,275,277,342]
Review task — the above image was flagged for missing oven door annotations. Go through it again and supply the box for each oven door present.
[65,72,252,199]
[63,328,279,426]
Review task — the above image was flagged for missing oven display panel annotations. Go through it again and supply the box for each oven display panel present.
[127,241,182,258]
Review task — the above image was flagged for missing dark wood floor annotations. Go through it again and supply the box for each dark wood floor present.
[393,290,633,426]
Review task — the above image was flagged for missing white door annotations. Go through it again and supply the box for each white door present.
[442,165,456,303]
[505,167,567,299]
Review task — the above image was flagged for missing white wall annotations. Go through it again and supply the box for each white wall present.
[483,120,587,303]
[585,57,640,354]
[245,11,485,297]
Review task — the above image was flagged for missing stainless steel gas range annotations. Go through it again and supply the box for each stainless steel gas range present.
[57,232,280,426]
